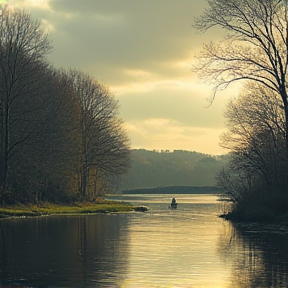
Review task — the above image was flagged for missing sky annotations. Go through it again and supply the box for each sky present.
[3,0,240,155]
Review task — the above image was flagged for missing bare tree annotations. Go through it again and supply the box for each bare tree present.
[221,83,286,187]
[193,0,288,156]
[218,83,288,216]
[0,5,52,198]
[19,68,81,203]
[67,70,131,200]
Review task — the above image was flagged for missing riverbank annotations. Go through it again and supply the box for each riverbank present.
[0,200,147,219]
[220,210,288,225]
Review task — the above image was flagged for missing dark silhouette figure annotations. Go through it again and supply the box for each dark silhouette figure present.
[170,197,178,209]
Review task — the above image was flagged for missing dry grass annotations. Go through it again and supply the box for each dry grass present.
[0,200,136,218]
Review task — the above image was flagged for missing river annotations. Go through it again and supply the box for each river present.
[0,194,288,288]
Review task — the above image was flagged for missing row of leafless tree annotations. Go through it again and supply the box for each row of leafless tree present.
[194,0,288,220]
[217,84,288,219]
[0,6,131,204]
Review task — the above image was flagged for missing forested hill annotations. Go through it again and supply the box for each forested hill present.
[119,149,228,190]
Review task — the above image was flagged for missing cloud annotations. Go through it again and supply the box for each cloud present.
[6,0,234,154]
[118,84,227,126]
[124,118,228,155]
[14,0,222,85]
[26,0,214,80]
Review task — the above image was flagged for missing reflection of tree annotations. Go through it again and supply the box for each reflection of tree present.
[0,215,130,287]
[218,221,288,288]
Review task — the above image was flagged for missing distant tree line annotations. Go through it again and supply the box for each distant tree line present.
[194,0,288,221]
[119,149,228,190]
[0,6,131,204]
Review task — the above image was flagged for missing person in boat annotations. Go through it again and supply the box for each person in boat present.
[171,197,177,208]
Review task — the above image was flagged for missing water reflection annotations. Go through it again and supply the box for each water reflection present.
[1,195,288,288]
[0,215,129,287]
[119,194,230,288]
[218,221,288,288]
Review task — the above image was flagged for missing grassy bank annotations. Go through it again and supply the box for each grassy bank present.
[0,200,144,219]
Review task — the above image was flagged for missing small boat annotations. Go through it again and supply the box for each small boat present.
[169,203,178,209]
[169,198,178,209]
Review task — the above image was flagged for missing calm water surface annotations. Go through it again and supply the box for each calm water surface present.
[0,194,288,288]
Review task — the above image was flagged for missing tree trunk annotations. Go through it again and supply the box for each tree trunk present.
[0,98,9,195]
[280,84,288,161]
[284,105,288,161]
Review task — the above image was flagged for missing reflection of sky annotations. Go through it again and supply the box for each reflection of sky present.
[119,194,231,287]
[109,194,220,204]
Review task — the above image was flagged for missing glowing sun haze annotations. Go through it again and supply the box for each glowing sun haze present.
[5,0,238,155]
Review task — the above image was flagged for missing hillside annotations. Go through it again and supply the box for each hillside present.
[119,149,228,190]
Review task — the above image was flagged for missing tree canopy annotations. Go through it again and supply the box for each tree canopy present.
[0,6,131,204]
[194,0,288,220]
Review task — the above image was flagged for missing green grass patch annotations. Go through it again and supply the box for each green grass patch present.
[0,200,137,218]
